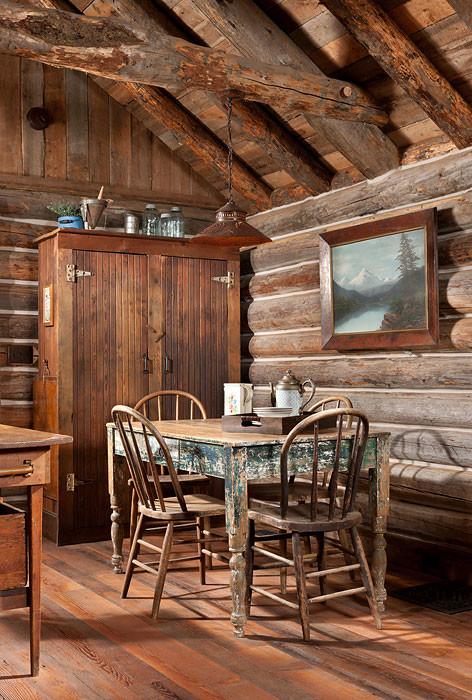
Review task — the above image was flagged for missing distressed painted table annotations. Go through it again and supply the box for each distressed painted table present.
[107,418,390,637]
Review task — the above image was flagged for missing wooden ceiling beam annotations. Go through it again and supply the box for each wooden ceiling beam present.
[191,0,399,180]
[0,3,387,126]
[447,1,472,33]
[321,0,472,149]
[31,0,272,209]
[102,0,331,195]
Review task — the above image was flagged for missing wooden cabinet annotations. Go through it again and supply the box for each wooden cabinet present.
[35,229,240,545]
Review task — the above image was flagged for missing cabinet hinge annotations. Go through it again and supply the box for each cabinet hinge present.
[66,264,94,283]
[211,271,234,289]
[66,473,94,491]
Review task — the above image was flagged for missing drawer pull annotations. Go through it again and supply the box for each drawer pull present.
[0,460,35,478]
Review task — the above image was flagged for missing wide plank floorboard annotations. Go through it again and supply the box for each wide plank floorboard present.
[0,535,471,699]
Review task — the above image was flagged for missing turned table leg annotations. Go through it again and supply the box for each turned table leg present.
[110,493,124,574]
[225,446,248,637]
[369,434,390,612]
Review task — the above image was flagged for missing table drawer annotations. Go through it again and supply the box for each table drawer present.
[0,502,27,591]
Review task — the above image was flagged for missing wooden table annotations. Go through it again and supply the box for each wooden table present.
[107,419,390,637]
[0,424,72,676]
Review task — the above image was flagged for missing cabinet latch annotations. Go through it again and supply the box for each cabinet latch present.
[211,271,234,289]
[66,473,94,491]
[66,264,94,283]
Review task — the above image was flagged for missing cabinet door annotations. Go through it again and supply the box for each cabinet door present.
[64,250,149,543]
[161,256,239,419]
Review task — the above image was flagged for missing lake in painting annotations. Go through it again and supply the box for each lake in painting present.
[332,228,427,334]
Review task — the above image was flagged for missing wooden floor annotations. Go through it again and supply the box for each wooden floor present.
[1,533,472,700]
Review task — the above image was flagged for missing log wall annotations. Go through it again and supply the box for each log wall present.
[243,147,472,578]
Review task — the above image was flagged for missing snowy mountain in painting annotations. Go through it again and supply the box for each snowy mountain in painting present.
[336,267,396,294]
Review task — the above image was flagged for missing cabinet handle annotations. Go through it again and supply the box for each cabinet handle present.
[163,355,173,374]
[142,353,149,374]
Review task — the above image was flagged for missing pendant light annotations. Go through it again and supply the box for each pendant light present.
[190,98,271,248]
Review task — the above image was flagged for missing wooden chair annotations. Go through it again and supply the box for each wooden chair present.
[245,408,382,641]
[112,405,227,618]
[129,390,209,542]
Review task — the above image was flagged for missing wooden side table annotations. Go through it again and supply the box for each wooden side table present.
[0,425,72,676]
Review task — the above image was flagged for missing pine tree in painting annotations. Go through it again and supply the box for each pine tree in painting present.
[396,233,420,279]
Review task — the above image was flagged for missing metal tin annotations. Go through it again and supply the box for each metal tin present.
[124,213,140,235]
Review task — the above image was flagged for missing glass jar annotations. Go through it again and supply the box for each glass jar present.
[159,212,172,237]
[143,204,160,236]
[169,206,185,238]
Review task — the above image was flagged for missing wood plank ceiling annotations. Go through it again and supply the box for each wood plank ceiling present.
[2,0,472,213]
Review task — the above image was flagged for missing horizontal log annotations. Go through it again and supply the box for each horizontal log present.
[0,371,35,400]
[0,315,38,339]
[384,426,472,468]
[388,485,471,513]
[0,253,38,281]
[248,356,472,389]
[247,291,320,332]
[0,220,50,248]
[246,318,472,356]
[244,263,320,300]
[270,184,310,209]
[0,4,387,125]
[1,404,33,428]
[0,284,38,311]
[389,463,472,502]
[249,149,472,238]
[312,389,472,429]
[357,492,472,547]
[241,234,319,275]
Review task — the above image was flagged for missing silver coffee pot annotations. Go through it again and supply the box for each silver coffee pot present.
[270,370,315,416]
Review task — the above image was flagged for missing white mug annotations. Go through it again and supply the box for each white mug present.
[224,383,253,415]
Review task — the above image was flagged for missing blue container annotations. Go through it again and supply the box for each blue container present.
[58,216,84,229]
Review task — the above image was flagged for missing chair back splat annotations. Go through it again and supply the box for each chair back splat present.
[279,408,369,522]
[134,390,207,421]
[111,405,187,514]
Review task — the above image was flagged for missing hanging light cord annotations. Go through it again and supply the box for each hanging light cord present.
[227,97,234,204]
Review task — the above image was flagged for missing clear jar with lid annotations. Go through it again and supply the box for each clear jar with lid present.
[169,207,185,238]
[143,204,160,236]
[159,212,172,237]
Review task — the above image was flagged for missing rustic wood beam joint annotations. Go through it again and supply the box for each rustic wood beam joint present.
[321,0,472,148]
[0,2,387,126]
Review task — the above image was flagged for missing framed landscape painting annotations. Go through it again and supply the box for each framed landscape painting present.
[319,209,439,350]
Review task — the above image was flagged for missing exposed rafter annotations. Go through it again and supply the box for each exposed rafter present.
[321,0,472,148]
[32,0,272,209]
[98,0,331,196]
[447,0,472,33]
[0,3,387,125]
[191,0,399,179]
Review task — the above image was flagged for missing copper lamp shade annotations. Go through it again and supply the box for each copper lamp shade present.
[190,97,271,249]
[191,202,271,248]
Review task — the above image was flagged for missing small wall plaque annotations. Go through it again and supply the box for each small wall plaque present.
[43,284,54,326]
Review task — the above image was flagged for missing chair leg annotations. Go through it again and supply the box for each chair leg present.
[350,527,382,631]
[122,512,145,599]
[315,533,326,596]
[129,486,138,545]
[152,522,174,620]
[196,517,206,585]
[292,532,310,642]
[279,537,287,594]
[245,519,256,615]
[338,529,356,581]
[203,516,213,569]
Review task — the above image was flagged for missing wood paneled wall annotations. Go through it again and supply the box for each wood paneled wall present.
[243,146,472,579]
[0,55,219,203]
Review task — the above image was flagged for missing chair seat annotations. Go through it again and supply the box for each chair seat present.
[139,493,226,520]
[249,479,329,508]
[248,500,363,533]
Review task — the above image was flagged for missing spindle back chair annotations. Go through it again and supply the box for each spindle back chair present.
[134,390,207,421]
[245,408,381,640]
[112,405,226,618]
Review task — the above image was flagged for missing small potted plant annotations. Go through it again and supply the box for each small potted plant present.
[47,201,84,229]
